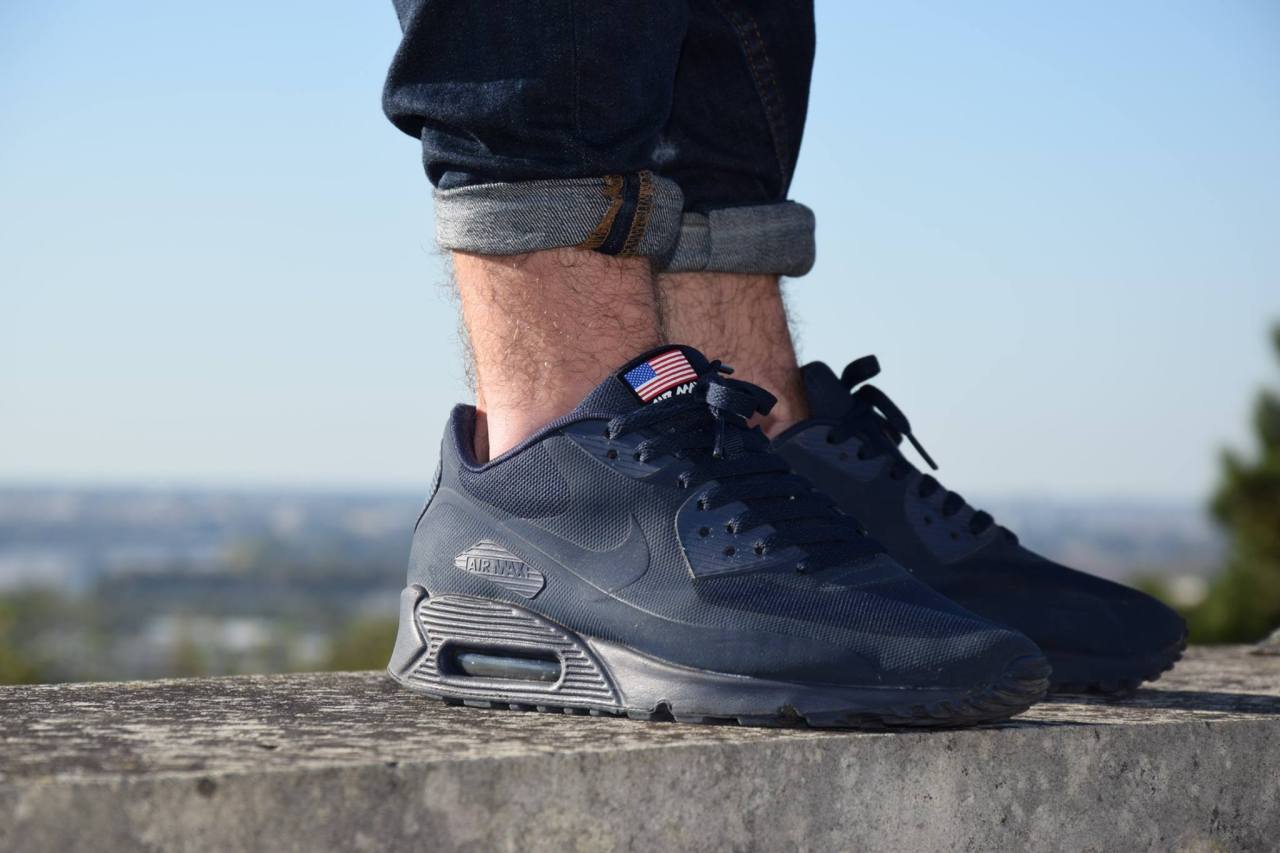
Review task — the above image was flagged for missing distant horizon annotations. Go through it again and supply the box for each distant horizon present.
[0,476,1222,509]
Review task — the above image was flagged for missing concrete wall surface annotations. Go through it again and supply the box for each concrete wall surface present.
[1,647,1278,852]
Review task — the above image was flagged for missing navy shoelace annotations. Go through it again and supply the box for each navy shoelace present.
[826,356,1012,541]
[606,363,880,573]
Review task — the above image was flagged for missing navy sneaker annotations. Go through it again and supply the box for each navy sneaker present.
[389,345,1049,727]
[774,356,1188,694]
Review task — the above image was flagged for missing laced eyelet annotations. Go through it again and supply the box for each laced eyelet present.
[605,449,618,460]
[753,544,766,556]
[724,522,736,534]
[632,452,642,462]
[696,498,708,511]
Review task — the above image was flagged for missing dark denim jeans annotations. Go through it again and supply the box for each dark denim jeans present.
[384,0,816,275]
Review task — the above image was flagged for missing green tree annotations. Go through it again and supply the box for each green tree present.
[1190,325,1280,642]
[325,616,397,671]
[0,596,44,684]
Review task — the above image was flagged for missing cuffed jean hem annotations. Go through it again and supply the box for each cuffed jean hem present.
[660,201,816,277]
[434,172,685,260]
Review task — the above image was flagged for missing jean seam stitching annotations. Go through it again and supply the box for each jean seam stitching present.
[577,175,626,250]
[619,170,655,256]
[570,0,584,171]
[709,0,792,193]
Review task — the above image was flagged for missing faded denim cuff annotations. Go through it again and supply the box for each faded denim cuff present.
[434,172,685,260]
[660,201,816,277]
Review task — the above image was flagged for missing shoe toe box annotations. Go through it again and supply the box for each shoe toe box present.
[942,547,1188,660]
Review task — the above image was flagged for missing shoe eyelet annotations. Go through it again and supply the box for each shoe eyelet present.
[723,546,736,557]
[825,432,836,445]
[794,561,808,575]
[856,449,868,461]
[698,526,710,537]
[753,544,765,556]
[724,523,736,534]
[838,452,849,461]
[696,499,708,511]
[632,452,642,462]
[605,449,618,460]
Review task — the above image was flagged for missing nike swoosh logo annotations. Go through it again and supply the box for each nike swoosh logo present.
[498,513,651,594]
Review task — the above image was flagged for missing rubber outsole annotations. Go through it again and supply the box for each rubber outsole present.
[1047,631,1188,696]
[423,654,1050,729]
[388,587,1051,729]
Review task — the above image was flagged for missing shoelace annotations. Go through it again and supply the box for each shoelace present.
[826,356,1012,540]
[606,363,880,572]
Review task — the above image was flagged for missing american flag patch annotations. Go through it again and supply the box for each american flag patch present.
[623,349,698,402]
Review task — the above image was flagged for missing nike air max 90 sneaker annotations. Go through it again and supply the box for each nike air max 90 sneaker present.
[389,345,1050,727]
[774,356,1188,694]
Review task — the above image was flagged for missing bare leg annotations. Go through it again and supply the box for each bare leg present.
[455,248,661,461]
[656,272,808,436]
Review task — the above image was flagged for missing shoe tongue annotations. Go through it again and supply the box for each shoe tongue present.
[572,345,712,418]
[799,361,854,418]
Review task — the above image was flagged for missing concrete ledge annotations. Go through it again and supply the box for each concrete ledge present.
[2,647,1278,852]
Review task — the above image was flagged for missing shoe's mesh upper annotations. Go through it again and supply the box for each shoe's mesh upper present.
[453,416,570,519]
[412,348,1041,686]
[426,414,1027,682]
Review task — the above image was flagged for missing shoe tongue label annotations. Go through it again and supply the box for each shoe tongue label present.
[620,348,699,404]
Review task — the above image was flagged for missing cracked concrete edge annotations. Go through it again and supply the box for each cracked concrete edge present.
[2,716,1278,853]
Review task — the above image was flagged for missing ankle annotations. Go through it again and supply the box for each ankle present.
[656,271,809,438]
[473,399,576,461]
[454,247,662,461]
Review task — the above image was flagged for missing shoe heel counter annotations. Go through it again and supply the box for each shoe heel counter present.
[406,406,476,591]
[412,455,443,535]
[387,583,429,678]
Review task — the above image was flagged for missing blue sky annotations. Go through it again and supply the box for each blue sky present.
[1,1,1277,501]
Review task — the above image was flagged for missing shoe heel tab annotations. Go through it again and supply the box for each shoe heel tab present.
[413,405,475,532]
[446,403,483,467]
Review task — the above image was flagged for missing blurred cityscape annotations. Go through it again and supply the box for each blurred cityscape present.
[0,486,415,683]
[0,484,1224,684]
